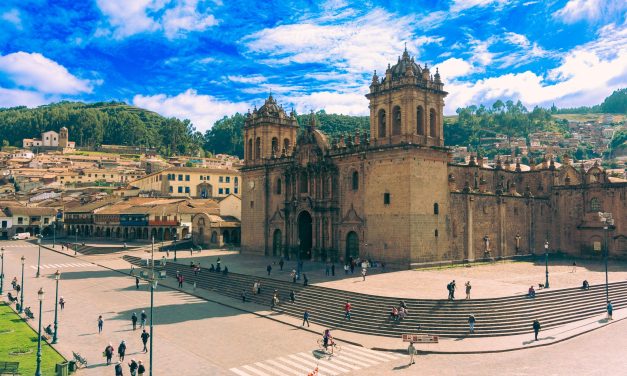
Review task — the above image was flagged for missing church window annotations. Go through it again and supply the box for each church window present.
[378,109,386,138]
[429,108,437,137]
[589,198,601,212]
[392,106,401,135]
[434,203,439,215]
[352,171,359,191]
[247,139,253,160]
[417,106,424,135]
[384,192,390,205]
[271,137,279,155]
[255,137,261,159]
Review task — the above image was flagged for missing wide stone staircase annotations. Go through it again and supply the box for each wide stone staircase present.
[123,255,627,338]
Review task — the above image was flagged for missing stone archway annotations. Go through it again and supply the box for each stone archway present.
[197,183,213,198]
[297,211,313,259]
[223,230,230,244]
[346,231,359,261]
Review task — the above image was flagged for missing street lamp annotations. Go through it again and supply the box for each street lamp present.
[544,240,550,288]
[36,234,42,278]
[52,270,60,344]
[173,233,178,261]
[599,212,614,303]
[19,256,25,313]
[75,228,78,255]
[35,287,44,376]
[52,222,56,248]
[0,247,4,295]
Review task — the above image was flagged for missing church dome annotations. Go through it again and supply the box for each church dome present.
[387,48,421,80]
[257,95,285,117]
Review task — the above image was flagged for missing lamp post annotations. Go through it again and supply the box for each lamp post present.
[173,233,178,261]
[0,247,4,295]
[544,240,550,288]
[148,237,160,376]
[599,212,614,303]
[75,228,78,255]
[35,287,44,376]
[36,235,42,278]
[52,222,56,248]
[52,270,60,343]
[19,256,25,313]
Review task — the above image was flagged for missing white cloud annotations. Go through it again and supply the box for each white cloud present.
[553,0,626,23]
[450,0,511,12]
[0,87,49,108]
[435,58,473,81]
[287,91,368,116]
[95,0,218,39]
[1,9,21,29]
[227,75,267,84]
[0,52,94,94]
[132,89,249,130]
[443,22,627,113]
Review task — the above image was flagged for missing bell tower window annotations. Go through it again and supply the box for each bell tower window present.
[378,109,386,138]
[429,108,437,138]
[416,106,424,135]
[392,106,401,136]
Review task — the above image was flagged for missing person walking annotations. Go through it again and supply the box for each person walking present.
[361,268,367,281]
[465,281,472,300]
[407,341,416,365]
[447,282,452,300]
[302,310,310,327]
[241,289,246,303]
[137,360,145,376]
[59,296,65,310]
[115,362,124,376]
[177,274,184,288]
[532,319,541,341]
[216,257,221,268]
[98,315,104,334]
[279,258,284,271]
[571,261,577,273]
[267,264,272,276]
[128,359,138,376]
[290,290,296,303]
[344,264,349,275]
[141,329,150,353]
[131,312,138,330]
[140,310,147,329]
[468,314,476,334]
[325,264,330,276]
[257,281,262,295]
[344,300,352,321]
[331,264,335,276]
[607,301,613,320]
[303,274,308,287]
[135,276,140,289]
[118,340,127,361]
[104,343,114,365]
[291,270,297,283]
[450,280,456,300]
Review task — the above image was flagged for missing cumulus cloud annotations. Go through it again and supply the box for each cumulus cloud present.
[286,91,369,116]
[133,89,249,130]
[435,58,473,81]
[96,0,218,39]
[227,75,267,84]
[0,87,49,108]
[0,52,94,94]
[553,0,626,24]
[1,8,22,29]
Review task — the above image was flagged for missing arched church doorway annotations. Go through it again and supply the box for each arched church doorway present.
[272,229,282,257]
[297,211,312,259]
[346,231,359,261]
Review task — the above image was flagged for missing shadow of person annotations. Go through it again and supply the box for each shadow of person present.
[86,362,109,369]
[393,364,411,370]
[598,318,610,324]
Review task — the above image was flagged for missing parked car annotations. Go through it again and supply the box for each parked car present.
[12,232,30,240]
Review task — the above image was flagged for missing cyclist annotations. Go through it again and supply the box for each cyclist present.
[322,329,335,353]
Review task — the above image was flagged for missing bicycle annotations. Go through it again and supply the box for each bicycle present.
[316,338,342,355]
[72,351,88,368]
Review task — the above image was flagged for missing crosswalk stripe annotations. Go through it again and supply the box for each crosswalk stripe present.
[345,345,400,360]
[276,357,315,374]
[242,365,270,376]
[333,349,378,366]
[253,362,289,376]
[295,353,348,373]
[319,355,361,371]
[341,346,393,362]
[288,354,336,376]
[264,359,303,375]
[30,265,37,270]
[229,368,252,376]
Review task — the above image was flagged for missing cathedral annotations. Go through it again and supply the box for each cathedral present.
[240,48,626,268]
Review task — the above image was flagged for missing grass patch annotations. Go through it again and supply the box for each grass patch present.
[0,303,65,374]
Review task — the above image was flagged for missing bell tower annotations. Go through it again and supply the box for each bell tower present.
[59,126,69,148]
[365,47,447,147]
[243,95,299,165]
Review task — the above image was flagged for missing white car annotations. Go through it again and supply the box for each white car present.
[12,232,30,240]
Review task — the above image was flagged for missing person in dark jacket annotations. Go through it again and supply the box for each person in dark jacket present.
[128,359,138,376]
[118,340,127,361]
[104,343,114,365]
[131,313,138,330]
[141,329,150,353]
[137,360,146,375]
[115,362,124,376]
[532,319,541,341]
[290,290,296,303]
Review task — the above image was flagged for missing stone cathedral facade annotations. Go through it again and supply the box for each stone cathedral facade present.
[240,49,626,268]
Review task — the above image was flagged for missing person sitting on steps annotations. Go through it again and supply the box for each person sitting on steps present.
[582,280,590,290]
[528,286,536,298]
[390,306,399,321]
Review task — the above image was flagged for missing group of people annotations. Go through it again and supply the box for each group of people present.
[389,300,409,322]
[445,280,473,300]
[97,315,150,376]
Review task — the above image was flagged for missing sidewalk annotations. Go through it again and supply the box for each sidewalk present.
[41,244,626,355]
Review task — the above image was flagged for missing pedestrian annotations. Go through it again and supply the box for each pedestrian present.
[465,281,472,300]
[290,290,296,303]
[607,301,613,320]
[279,258,284,271]
[216,257,221,268]
[128,359,138,376]
[193,281,197,291]
[407,341,416,365]
[104,343,114,365]
[344,264,349,275]
[303,310,310,327]
[532,319,541,341]
[291,270,297,283]
[178,274,184,288]
[131,312,138,330]
[468,314,476,334]
[450,280,456,300]
[325,264,330,276]
[98,315,104,333]
[257,281,262,295]
[61,244,64,252]
[331,264,335,276]
[59,296,65,310]
[382,262,386,272]
[350,260,355,274]
[267,264,272,276]
[140,310,147,329]
[344,300,352,320]
[11,277,17,289]
[118,340,126,361]
[141,329,150,353]
[190,247,193,256]
[252,281,257,295]
[135,276,140,289]
[241,289,246,303]
[571,261,577,273]
[361,268,367,281]
[137,360,146,376]
[303,274,308,287]
[115,362,124,376]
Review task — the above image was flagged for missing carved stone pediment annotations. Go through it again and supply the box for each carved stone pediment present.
[342,204,363,224]
[269,207,284,224]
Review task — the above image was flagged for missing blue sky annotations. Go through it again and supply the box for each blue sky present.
[0,0,625,130]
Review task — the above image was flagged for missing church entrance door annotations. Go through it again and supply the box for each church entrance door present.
[297,211,313,259]
[346,231,359,261]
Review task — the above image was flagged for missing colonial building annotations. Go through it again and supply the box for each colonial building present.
[241,48,626,268]
[23,127,75,150]
[129,167,240,198]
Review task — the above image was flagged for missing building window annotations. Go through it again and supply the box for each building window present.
[219,188,224,194]
[234,188,238,194]
[225,188,230,194]
[384,192,390,205]
[234,177,238,185]
[178,186,183,193]
[434,203,439,215]
[590,198,601,212]
[178,174,183,181]
[185,175,190,181]
[185,187,190,193]
[250,200,254,208]
[169,186,173,193]
[199,175,203,180]
[17,217,23,224]
[206,175,210,181]
[1,221,6,228]
[44,218,49,224]
[219,176,224,183]
[435,229,439,237]
[226,176,230,183]
[352,171,359,191]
